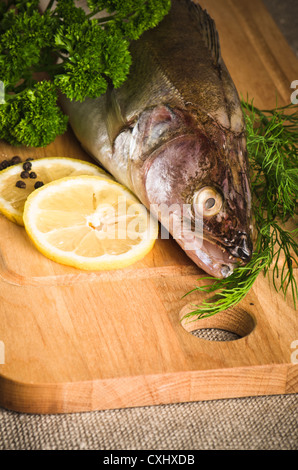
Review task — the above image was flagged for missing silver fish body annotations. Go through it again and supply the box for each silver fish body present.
[60,0,253,278]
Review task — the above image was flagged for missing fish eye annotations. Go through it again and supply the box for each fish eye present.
[193,187,223,217]
[205,197,215,209]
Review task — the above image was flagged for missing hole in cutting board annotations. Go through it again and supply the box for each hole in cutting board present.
[190,328,241,342]
[179,304,255,342]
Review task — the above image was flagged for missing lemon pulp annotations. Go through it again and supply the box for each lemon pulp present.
[23,175,158,270]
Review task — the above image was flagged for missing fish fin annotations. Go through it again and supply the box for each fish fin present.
[187,0,221,64]
[105,86,126,145]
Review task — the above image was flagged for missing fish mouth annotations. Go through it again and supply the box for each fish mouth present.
[175,231,251,279]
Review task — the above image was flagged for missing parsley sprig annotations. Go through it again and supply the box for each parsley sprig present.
[0,0,171,147]
[182,100,298,321]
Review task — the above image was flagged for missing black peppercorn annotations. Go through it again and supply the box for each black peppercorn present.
[11,156,22,165]
[20,170,30,179]
[16,180,26,188]
[0,160,9,170]
[23,161,32,171]
[26,158,33,162]
[29,171,37,179]
[34,181,44,189]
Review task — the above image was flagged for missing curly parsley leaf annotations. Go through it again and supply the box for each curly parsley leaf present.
[0,80,68,147]
[0,0,171,147]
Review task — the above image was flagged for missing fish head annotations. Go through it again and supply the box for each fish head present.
[130,105,253,278]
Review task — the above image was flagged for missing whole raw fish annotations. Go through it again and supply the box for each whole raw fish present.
[60,0,253,278]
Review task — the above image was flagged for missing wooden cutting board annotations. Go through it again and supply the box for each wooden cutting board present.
[0,0,297,414]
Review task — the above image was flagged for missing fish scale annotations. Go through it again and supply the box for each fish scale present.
[59,0,253,278]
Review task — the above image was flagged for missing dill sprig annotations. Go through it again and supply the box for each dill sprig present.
[182,99,298,322]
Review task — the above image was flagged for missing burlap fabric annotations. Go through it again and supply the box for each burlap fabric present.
[0,394,297,450]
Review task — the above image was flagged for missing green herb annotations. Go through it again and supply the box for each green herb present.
[182,99,298,322]
[0,0,171,147]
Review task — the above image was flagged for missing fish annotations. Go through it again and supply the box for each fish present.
[59,0,253,278]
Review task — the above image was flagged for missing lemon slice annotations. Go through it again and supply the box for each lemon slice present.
[0,157,112,225]
[23,176,159,270]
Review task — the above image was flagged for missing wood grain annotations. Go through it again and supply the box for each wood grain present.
[0,0,297,413]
